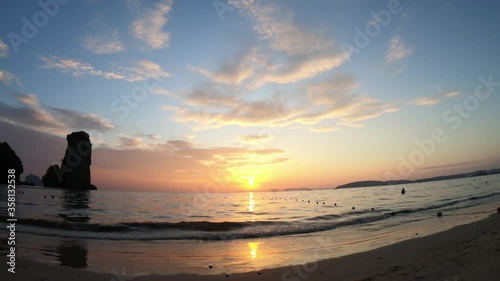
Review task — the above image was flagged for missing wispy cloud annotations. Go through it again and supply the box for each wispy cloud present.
[83,29,125,54]
[0,93,114,135]
[0,38,8,58]
[385,35,413,63]
[248,52,348,90]
[119,136,145,148]
[124,60,171,82]
[150,88,172,96]
[193,1,349,90]
[237,134,273,144]
[0,69,22,85]
[40,55,123,79]
[40,55,170,82]
[134,132,162,140]
[164,74,399,130]
[131,0,173,49]
[411,90,460,106]
[310,126,339,133]
[188,48,259,85]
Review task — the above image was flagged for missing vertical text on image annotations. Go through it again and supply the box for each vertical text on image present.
[7,169,17,274]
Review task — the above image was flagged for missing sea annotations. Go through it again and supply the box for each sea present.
[1,174,499,276]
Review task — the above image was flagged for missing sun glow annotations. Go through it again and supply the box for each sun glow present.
[247,176,255,187]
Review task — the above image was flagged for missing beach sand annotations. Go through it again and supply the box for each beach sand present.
[4,212,500,281]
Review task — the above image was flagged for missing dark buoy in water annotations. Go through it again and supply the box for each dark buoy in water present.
[316,202,318,204]
[208,265,213,269]
[352,207,355,210]
[323,202,325,205]
[401,188,406,195]
[334,203,337,206]
[497,206,500,213]
[371,208,374,211]
[51,195,54,199]
[308,200,310,203]
[437,212,443,217]
[44,195,46,199]
[485,181,488,184]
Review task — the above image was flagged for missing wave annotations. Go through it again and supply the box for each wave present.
[387,191,500,216]
[1,191,499,241]
[0,217,280,233]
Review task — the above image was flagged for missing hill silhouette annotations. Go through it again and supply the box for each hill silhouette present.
[0,141,24,184]
[337,168,500,189]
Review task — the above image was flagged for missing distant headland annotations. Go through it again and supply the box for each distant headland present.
[337,168,500,189]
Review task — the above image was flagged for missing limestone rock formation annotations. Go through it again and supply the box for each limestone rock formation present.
[61,131,92,189]
[42,164,62,188]
[42,131,97,190]
[24,174,43,186]
[0,142,24,184]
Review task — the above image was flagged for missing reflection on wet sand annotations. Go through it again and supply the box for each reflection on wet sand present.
[56,242,88,268]
[248,242,259,259]
[56,190,91,267]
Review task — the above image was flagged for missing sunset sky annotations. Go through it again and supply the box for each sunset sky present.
[1,0,499,192]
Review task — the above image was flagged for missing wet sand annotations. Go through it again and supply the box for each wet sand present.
[3,212,500,281]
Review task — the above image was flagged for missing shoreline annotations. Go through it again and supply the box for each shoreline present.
[3,211,499,281]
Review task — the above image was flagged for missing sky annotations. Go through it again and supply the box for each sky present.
[0,0,499,192]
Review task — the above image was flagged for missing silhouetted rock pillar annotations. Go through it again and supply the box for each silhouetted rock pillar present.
[61,131,92,189]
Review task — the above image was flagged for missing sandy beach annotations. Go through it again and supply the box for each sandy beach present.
[3,212,499,281]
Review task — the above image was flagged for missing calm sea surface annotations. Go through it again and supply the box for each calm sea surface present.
[1,174,499,275]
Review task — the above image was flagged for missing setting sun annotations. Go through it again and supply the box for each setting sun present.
[247,177,255,188]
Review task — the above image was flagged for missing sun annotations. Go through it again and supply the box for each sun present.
[247,177,255,188]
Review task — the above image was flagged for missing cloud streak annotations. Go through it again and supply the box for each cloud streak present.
[40,55,170,82]
[237,134,274,144]
[165,74,399,130]
[188,48,259,85]
[193,1,349,90]
[411,90,461,106]
[0,69,22,85]
[0,93,115,135]
[83,29,125,54]
[386,35,413,63]
[131,0,173,49]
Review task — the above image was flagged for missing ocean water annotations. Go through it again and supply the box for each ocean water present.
[1,174,499,275]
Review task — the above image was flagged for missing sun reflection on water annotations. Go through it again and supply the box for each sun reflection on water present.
[248,242,259,259]
[248,192,254,213]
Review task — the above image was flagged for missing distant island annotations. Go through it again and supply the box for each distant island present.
[337,168,500,189]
